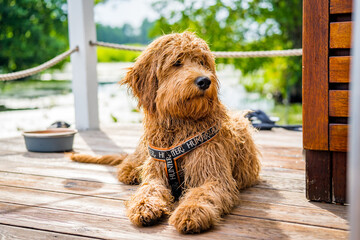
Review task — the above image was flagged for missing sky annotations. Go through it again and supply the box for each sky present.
[94,0,160,28]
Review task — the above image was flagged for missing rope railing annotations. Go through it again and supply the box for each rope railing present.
[92,41,303,58]
[0,47,78,81]
[0,41,303,81]
[90,41,146,52]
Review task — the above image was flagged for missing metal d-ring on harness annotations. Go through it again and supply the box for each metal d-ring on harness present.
[148,125,220,199]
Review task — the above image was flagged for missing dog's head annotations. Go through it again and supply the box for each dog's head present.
[122,32,219,120]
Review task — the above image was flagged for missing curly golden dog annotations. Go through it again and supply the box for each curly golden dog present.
[71,32,260,234]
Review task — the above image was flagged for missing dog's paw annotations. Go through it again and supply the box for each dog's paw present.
[117,161,140,185]
[126,197,169,226]
[169,203,218,234]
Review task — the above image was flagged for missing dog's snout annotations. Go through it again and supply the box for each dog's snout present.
[195,76,211,91]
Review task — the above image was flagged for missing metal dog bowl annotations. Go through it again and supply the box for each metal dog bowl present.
[23,128,78,152]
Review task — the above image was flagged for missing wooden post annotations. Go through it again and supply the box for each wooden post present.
[67,0,99,130]
[349,0,360,238]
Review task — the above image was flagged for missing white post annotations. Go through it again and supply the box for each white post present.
[349,0,360,239]
[67,0,99,130]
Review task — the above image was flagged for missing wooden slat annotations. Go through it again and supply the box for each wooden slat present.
[0,184,348,231]
[303,0,329,150]
[0,157,121,185]
[329,90,349,117]
[305,150,332,202]
[329,124,348,152]
[234,200,348,230]
[330,22,352,49]
[330,0,353,14]
[329,56,351,83]
[0,202,349,240]
[0,224,94,240]
[332,152,347,203]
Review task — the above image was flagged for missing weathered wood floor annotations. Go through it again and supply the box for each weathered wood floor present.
[0,124,348,239]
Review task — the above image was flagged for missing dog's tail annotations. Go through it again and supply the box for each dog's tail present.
[70,153,128,166]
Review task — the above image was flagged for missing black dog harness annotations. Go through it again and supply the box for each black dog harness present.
[148,125,220,199]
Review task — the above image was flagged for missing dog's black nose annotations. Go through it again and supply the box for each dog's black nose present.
[195,76,211,90]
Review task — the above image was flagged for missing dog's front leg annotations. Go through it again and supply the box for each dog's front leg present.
[169,168,238,233]
[117,136,148,185]
[125,160,173,226]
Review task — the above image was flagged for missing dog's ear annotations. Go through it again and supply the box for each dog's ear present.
[121,52,158,114]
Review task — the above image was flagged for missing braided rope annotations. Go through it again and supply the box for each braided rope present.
[213,49,302,58]
[0,47,78,81]
[92,41,302,58]
[90,41,145,52]
[0,41,302,81]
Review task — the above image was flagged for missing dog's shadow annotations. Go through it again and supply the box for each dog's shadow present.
[74,129,134,179]
[224,180,291,239]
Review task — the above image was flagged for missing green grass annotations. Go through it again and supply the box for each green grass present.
[270,103,302,125]
[96,46,141,63]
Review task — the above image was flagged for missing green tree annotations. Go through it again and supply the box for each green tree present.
[150,0,302,102]
[0,0,68,73]
[96,19,155,45]
[0,0,107,74]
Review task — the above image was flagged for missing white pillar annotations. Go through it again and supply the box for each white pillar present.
[67,0,99,130]
[349,0,360,239]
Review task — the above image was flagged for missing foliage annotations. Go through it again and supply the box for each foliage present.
[96,19,155,45]
[270,103,302,125]
[96,46,141,62]
[150,0,302,102]
[0,0,68,73]
[0,0,110,74]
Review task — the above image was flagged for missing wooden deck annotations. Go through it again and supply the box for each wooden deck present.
[0,124,348,239]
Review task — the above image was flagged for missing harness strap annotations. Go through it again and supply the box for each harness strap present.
[148,125,220,199]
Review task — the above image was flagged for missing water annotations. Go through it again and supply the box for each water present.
[0,63,275,138]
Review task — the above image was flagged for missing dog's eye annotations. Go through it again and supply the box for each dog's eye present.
[200,60,205,66]
[173,60,182,67]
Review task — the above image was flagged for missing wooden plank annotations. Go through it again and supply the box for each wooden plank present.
[241,187,347,215]
[303,0,329,150]
[258,145,304,170]
[329,124,348,152]
[0,157,305,193]
[329,90,349,117]
[0,224,95,240]
[330,22,352,49]
[0,185,347,231]
[0,171,135,200]
[0,202,184,240]
[0,202,349,240]
[305,150,332,202]
[0,185,127,218]
[0,169,305,206]
[0,170,305,204]
[332,152,347,203]
[330,0,352,14]
[329,56,351,83]
[0,180,348,231]
[0,157,121,185]
[234,200,348,231]
[0,172,327,211]
[257,174,305,192]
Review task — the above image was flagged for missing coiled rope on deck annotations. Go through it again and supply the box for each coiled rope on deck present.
[0,47,78,81]
[92,41,303,58]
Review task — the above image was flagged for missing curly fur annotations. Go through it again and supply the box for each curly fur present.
[71,32,260,234]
